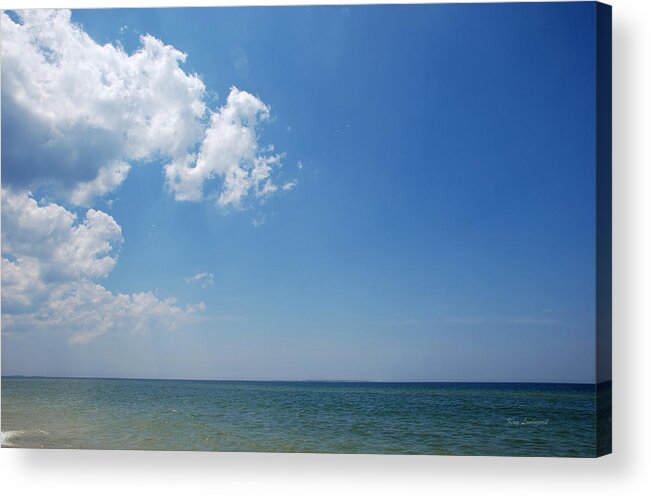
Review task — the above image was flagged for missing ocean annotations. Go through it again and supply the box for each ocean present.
[1,377,605,456]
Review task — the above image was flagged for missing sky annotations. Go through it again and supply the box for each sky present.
[1,3,600,383]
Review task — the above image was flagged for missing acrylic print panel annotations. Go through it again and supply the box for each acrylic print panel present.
[0,2,611,457]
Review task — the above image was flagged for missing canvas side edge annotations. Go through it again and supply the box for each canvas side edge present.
[595,0,612,458]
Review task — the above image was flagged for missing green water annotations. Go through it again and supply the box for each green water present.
[1,377,601,456]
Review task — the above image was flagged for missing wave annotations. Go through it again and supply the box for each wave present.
[1,430,24,447]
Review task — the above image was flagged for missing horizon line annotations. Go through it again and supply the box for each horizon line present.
[0,374,604,385]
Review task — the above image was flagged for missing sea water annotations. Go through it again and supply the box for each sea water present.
[1,377,601,456]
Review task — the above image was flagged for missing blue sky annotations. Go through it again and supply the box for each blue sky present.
[1,3,598,382]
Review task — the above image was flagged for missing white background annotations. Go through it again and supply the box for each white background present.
[1,0,649,495]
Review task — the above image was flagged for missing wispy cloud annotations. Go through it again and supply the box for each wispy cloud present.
[185,271,215,289]
[251,213,266,227]
[282,180,298,192]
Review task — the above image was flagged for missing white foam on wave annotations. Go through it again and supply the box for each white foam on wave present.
[1,430,24,447]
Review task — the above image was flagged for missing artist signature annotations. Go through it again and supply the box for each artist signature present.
[506,417,550,427]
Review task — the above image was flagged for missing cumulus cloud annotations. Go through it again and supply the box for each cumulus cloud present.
[2,280,205,345]
[1,189,202,344]
[1,10,296,209]
[185,271,214,289]
[1,189,122,288]
[165,86,291,207]
[0,9,295,345]
[1,9,206,206]
[69,162,131,207]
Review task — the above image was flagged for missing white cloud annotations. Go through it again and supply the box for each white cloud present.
[185,271,214,288]
[165,86,291,207]
[69,161,131,207]
[1,189,202,343]
[251,213,266,227]
[281,180,298,192]
[1,10,296,345]
[3,280,204,345]
[1,188,122,287]
[1,9,206,206]
[2,9,297,209]
[1,256,46,312]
